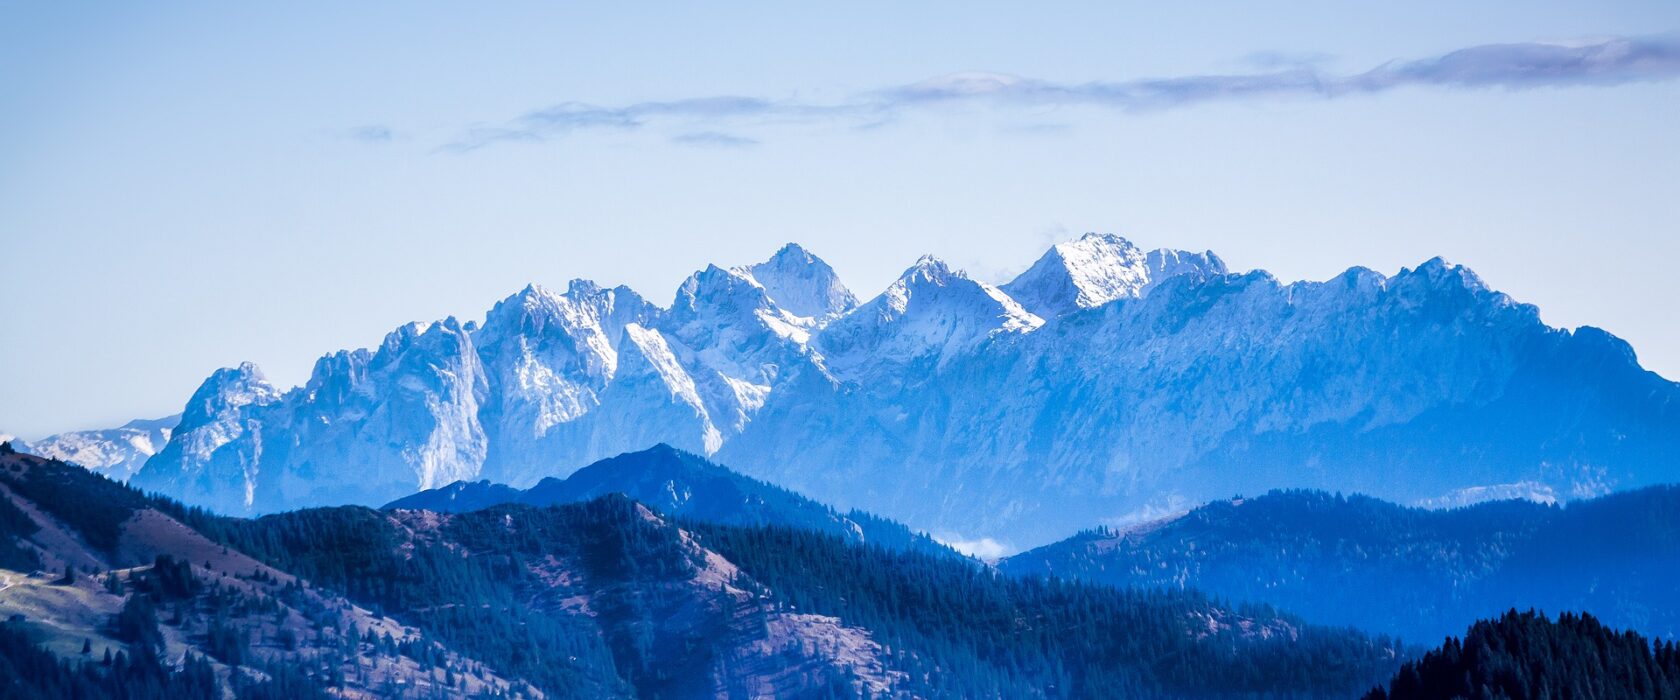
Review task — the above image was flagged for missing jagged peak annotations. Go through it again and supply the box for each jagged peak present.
[1003,234,1145,315]
[307,347,373,380]
[307,318,480,398]
[346,317,481,387]
[483,279,650,338]
[564,277,601,296]
[205,361,274,391]
[673,263,775,316]
[178,362,282,428]
[481,285,562,330]
[898,255,961,285]
[565,278,647,306]
[495,279,639,311]
[875,256,1040,323]
[767,242,817,264]
[491,283,568,318]
[382,316,469,348]
[744,243,858,320]
[1145,247,1227,277]
[1056,232,1142,257]
[1004,233,1231,318]
[681,262,760,292]
[1396,256,1492,295]
[823,254,1043,367]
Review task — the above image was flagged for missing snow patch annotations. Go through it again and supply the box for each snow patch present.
[1415,481,1560,509]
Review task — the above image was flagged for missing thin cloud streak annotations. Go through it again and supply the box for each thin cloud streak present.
[671,131,760,148]
[445,34,1680,151]
[885,35,1680,109]
[346,124,398,143]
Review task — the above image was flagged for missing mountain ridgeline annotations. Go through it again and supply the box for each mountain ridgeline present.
[385,444,956,558]
[1,446,1406,698]
[99,234,1679,545]
[999,487,1680,643]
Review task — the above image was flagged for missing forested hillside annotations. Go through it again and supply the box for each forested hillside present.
[0,444,524,698]
[3,445,1406,698]
[1367,610,1680,699]
[1000,488,1680,642]
[692,522,1405,698]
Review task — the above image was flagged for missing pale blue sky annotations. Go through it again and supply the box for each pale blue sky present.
[3,2,1678,437]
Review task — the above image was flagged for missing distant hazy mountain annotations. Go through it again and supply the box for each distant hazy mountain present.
[7,415,178,482]
[383,478,523,513]
[2,445,1401,699]
[998,487,1680,642]
[131,234,1680,547]
[386,444,955,558]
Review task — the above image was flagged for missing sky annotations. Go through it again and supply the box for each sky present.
[2,1,1678,438]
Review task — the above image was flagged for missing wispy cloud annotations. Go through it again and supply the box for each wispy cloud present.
[1240,49,1336,70]
[445,96,842,151]
[671,131,760,148]
[444,34,1680,151]
[346,124,398,143]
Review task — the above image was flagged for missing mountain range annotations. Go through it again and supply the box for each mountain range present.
[998,486,1680,643]
[15,233,1674,548]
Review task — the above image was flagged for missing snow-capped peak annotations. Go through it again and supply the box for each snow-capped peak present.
[472,279,646,443]
[672,263,812,344]
[1002,233,1226,317]
[478,284,559,343]
[675,264,765,311]
[816,256,1042,378]
[882,255,1040,328]
[742,243,858,322]
[902,254,955,281]
[179,362,282,428]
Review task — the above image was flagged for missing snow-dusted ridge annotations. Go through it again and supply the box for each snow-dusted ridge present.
[6,415,180,482]
[119,234,1680,546]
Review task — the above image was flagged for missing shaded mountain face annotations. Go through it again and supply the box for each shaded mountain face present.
[998,487,1680,643]
[131,233,1680,547]
[2,446,1402,699]
[385,444,956,558]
